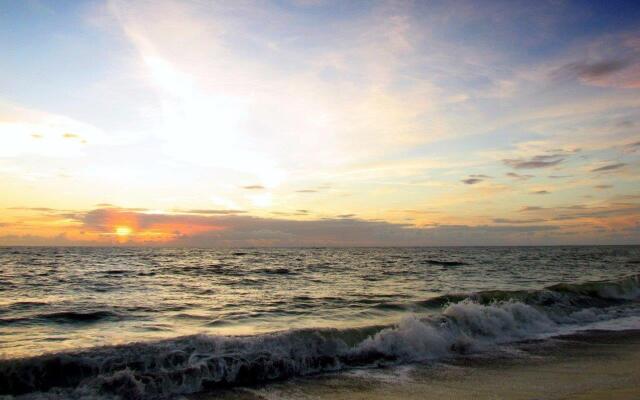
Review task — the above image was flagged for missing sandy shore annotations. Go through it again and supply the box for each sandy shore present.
[193,330,640,400]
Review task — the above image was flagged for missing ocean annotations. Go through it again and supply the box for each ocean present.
[1,246,639,399]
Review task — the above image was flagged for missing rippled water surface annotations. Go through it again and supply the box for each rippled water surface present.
[2,246,639,358]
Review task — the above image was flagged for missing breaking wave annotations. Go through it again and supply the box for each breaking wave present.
[1,274,639,399]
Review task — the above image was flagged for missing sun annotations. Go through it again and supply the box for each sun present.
[115,226,132,237]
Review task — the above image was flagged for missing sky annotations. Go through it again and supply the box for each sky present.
[0,0,639,246]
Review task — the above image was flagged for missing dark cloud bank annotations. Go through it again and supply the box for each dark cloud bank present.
[2,203,639,246]
[92,209,560,246]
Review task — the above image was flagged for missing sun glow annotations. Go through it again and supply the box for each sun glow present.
[115,226,132,237]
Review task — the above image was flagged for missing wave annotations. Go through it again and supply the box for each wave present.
[547,274,640,300]
[423,259,468,266]
[1,274,639,399]
[260,267,293,275]
[103,270,129,275]
[418,274,640,309]
[0,311,121,326]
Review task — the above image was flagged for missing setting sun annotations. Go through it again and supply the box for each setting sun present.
[115,226,132,237]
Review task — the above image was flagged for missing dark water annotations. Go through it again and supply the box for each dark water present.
[1,246,639,398]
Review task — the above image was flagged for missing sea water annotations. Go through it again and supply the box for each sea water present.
[0,246,639,398]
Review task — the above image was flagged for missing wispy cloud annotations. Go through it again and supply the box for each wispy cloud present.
[503,154,565,169]
[623,141,640,153]
[461,178,483,185]
[549,32,640,89]
[461,174,491,185]
[516,202,640,227]
[492,218,545,224]
[520,206,545,212]
[8,207,58,212]
[555,59,631,80]
[591,163,626,172]
[506,172,534,180]
[172,209,246,215]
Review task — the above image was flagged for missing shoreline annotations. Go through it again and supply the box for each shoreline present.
[196,329,640,400]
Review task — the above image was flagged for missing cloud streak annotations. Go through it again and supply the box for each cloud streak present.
[503,154,565,169]
[506,172,534,180]
[461,178,483,185]
[557,59,631,80]
[171,209,247,215]
[461,174,491,185]
[591,163,626,172]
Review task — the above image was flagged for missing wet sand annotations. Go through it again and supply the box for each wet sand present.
[195,330,640,400]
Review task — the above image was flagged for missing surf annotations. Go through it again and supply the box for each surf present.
[2,274,639,399]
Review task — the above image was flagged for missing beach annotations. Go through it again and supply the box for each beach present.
[199,330,640,400]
